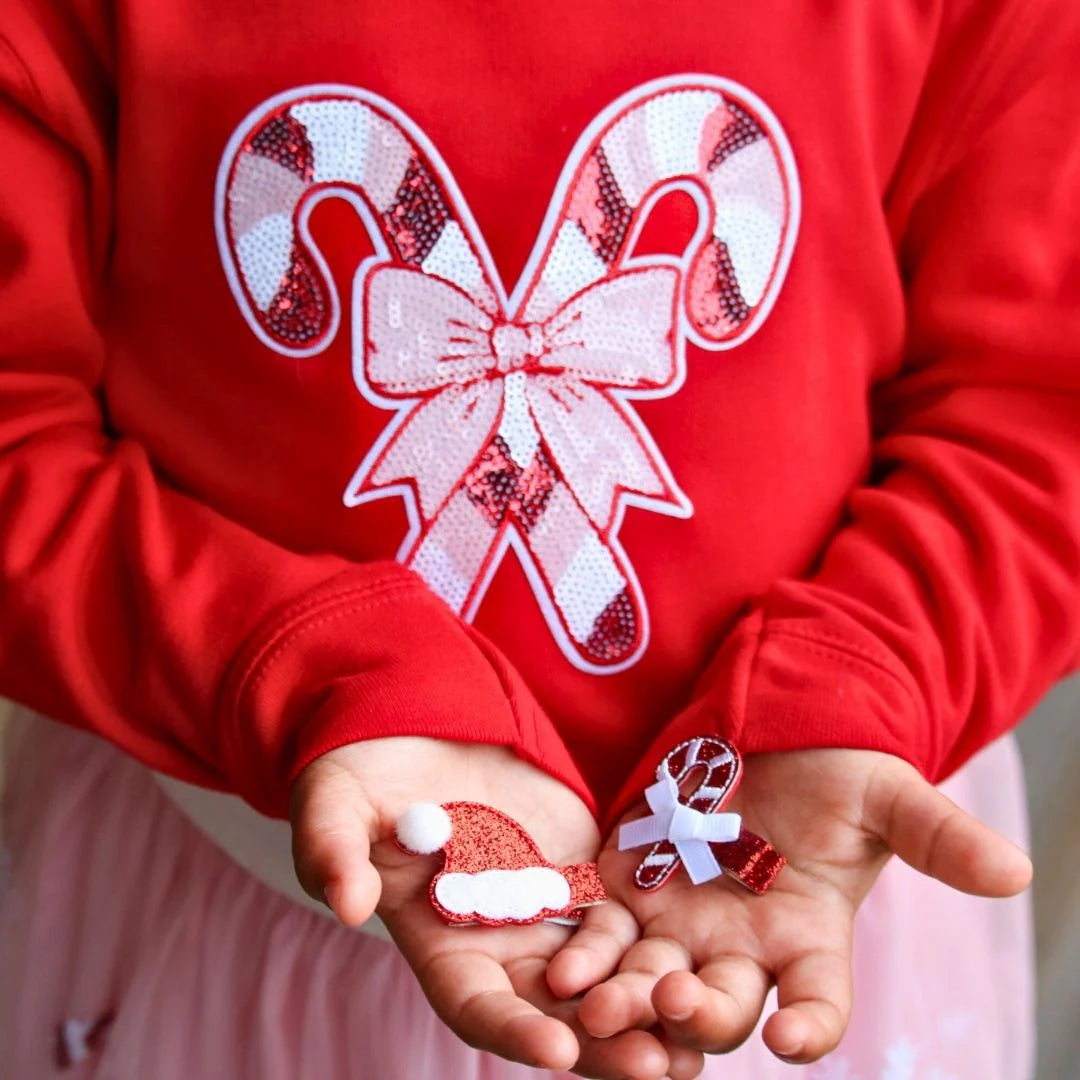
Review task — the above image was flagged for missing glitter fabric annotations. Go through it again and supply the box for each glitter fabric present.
[216,77,799,674]
[627,736,785,895]
[396,801,607,927]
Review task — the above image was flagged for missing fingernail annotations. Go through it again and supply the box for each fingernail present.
[323,881,343,915]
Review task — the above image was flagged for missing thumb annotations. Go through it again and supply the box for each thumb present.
[289,756,383,926]
[870,763,1032,898]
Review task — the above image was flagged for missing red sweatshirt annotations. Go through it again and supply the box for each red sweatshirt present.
[1,0,1078,822]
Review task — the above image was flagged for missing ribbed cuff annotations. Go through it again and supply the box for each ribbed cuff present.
[606,606,927,831]
[220,565,594,818]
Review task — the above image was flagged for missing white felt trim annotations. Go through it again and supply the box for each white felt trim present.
[434,867,571,920]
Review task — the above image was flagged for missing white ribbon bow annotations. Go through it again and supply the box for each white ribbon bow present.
[358,263,681,530]
[618,773,742,885]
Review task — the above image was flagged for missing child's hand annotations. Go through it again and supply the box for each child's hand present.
[290,738,703,1079]
[547,748,1032,1066]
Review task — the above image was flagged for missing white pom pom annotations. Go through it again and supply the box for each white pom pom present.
[396,803,453,854]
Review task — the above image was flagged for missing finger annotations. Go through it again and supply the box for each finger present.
[874,770,1033,897]
[762,946,851,1063]
[420,948,579,1070]
[653,957,770,1052]
[579,936,692,1038]
[289,760,382,926]
[661,1037,707,1080]
[547,901,641,998]
[508,953,674,1080]
[573,1029,673,1080]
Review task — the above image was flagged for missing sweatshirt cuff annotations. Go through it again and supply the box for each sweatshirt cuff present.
[218,565,594,819]
[606,606,929,831]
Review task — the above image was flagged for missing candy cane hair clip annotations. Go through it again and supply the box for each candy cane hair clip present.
[395,802,607,927]
[618,737,785,895]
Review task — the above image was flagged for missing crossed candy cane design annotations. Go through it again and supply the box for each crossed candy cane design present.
[215,76,800,673]
[620,736,786,894]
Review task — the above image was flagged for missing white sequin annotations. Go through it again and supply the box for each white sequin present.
[411,534,473,612]
[537,222,607,307]
[497,371,541,467]
[644,90,720,178]
[235,212,293,309]
[421,221,489,297]
[708,139,785,306]
[601,109,654,207]
[554,531,626,643]
[291,100,377,186]
[292,100,412,210]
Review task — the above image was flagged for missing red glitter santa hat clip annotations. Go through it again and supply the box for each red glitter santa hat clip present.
[396,802,606,927]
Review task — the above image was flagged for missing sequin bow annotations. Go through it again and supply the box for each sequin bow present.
[360,262,681,549]
[618,771,742,885]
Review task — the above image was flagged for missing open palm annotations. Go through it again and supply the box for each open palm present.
[548,748,1032,1067]
[290,737,703,1078]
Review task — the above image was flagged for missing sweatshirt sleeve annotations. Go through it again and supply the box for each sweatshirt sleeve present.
[0,19,591,819]
[612,20,1080,819]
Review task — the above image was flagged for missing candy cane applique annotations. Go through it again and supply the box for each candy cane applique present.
[215,76,800,674]
[618,736,786,894]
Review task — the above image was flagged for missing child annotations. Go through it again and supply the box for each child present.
[0,0,1076,1076]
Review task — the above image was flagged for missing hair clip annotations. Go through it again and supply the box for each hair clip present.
[618,736,785,894]
[397,801,606,926]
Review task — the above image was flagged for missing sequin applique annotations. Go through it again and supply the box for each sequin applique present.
[215,76,800,673]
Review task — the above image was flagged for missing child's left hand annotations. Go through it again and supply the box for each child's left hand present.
[547,748,1032,1066]
[289,737,705,1079]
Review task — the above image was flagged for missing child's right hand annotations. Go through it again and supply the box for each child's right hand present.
[547,748,1033,1066]
[289,737,702,1079]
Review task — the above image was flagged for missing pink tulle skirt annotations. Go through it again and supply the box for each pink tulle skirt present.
[0,712,1034,1079]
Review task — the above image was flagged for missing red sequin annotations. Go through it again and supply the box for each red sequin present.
[248,111,315,182]
[462,436,557,530]
[382,156,450,265]
[584,588,638,664]
[265,246,328,344]
[706,100,765,171]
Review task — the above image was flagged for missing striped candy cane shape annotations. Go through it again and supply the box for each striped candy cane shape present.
[215,77,799,674]
[625,736,786,894]
[632,736,742,889]
[519,78,800,347]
